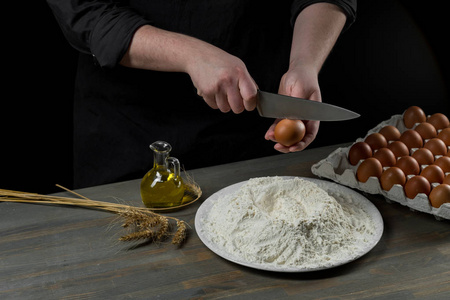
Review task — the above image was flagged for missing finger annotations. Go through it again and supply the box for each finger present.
[215,93,231,113]
[203,96,219,110]
[243,92,258,112]
[264,119,282,141]
[288,134,313,152]
[303,120,320,142]
[288,140,308,152]
[227,88,245,114]
[239,76,258,111]
[197,88,219,110]
[288,120,320,152]
[274,143,291,153]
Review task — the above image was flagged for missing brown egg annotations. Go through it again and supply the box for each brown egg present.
[356,157,383,183]
[427,113,450,130]
[348,142,373,166]
[365,133,388,152]
[399,129,423,150]
[411,148,435,166]
[424,138,447,156]
[379,125,401,141]
[433,156,450,173]
[387,141,410,158]
[420,165,445,184]
[414,122,437,140]
[403,106,426,128]
[444,174,450,185]
[437,127,450,146]
[373,148,396,167]
[428,184,450,208]
[395,156,420,176]
[274,119,306,147]
[380,167,406,191]
[404,175,431,199]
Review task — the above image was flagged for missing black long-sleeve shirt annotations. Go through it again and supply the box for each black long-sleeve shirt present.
[47,0,357,188]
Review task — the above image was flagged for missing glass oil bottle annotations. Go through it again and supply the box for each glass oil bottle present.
[140,141,185,208]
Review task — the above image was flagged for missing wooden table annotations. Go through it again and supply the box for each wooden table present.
[1,144,449,299]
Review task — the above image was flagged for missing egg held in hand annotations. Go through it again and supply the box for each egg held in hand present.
[274,119,306,147]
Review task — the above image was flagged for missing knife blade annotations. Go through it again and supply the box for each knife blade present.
[256,90,359,121]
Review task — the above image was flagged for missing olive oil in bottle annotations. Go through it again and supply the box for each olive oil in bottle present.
[140,141,185,208]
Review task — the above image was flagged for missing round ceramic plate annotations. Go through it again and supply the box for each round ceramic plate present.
[195,176,384,272]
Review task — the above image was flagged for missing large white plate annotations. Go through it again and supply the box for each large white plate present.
[195,176,384,272]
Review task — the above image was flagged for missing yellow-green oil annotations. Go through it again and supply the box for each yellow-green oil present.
[140,169,185,208]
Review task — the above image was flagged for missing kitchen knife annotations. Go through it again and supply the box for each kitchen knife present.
[256,90,359,121]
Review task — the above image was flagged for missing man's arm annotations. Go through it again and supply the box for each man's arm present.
[288,3,347,77]
[266,3,347,153]
[120,25,258,113]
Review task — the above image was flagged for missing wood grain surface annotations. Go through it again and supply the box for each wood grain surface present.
[1,143,449,299]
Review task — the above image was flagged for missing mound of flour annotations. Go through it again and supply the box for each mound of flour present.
[201,177,376,269]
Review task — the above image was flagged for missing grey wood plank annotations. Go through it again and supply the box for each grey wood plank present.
[1,143,449,299]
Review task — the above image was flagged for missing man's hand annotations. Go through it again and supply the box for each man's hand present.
[186,47,258,113]
[265,65,321,153]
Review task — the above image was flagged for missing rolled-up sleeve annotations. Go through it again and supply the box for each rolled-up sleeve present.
[291,0,357,30]
[47,0,150,68]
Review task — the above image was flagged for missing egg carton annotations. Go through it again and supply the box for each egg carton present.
[311,114,450,221]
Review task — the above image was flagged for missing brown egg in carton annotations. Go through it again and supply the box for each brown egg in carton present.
[312,108,450,221]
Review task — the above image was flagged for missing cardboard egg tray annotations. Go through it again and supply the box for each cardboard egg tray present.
[311,114,450,221]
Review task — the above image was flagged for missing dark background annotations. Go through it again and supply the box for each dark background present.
[2,1,449,194]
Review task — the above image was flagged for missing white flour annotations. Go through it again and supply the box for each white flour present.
[201,177,376,269]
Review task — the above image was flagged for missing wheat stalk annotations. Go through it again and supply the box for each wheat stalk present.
[172,220,187,246]
[0,183,200,246]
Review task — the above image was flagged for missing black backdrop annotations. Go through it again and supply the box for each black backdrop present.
[2,1,449,194]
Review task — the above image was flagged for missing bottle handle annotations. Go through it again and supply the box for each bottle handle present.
[167,157,181,178]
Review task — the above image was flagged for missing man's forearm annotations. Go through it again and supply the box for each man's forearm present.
[119,24,258,113]
[290,3,347,72]
[119,24,219,73]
